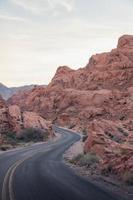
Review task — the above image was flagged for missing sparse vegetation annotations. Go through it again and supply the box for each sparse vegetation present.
[82,128,88,142]
[71,152,100,167]
[82,134,88,142]
[4,131,18,146]
[68,124,75,129]
[70,153,83,164]
[82,128,87,135]
[0,144,12,151]
[117,127,128,137]
[18,128,48,142]
[119,115,126,121]
[105,131,124,143]
[105,131,113,139]
[0,128,49,151]
[112,135,123,143]
[101,165,114,176]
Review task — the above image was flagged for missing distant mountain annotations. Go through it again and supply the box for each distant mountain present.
[0,83,45,100]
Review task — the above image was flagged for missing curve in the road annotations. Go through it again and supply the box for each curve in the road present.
[0,127,123,200]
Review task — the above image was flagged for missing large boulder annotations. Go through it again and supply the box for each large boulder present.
[8,105,53,136]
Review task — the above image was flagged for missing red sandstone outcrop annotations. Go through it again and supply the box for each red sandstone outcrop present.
[8,105,53,136]
[0,96,11,144]
[0,100,53,146]
[8,35,133,177]
[8,105,24,133]
[22,111,52,136]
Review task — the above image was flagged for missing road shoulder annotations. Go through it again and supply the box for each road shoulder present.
[64,139,133,200]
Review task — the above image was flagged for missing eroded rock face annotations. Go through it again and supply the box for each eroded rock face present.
[8,35,133,176]
[8,105,24,133]
[8,105,53,136]
[84,119,133,175]
[0,102,53,145]
[22,111,52,136]
[0,96,12,145]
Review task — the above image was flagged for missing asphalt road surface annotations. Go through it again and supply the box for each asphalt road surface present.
[0,126,122,200]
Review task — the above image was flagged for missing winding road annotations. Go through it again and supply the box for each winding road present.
[0,126,122,200]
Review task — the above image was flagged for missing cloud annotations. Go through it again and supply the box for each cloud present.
[48,0,74,12]
[0,13,25,21]
[1,0,133,86]
[11,0,74,14]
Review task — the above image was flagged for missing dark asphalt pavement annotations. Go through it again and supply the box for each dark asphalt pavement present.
[0,127,122,200]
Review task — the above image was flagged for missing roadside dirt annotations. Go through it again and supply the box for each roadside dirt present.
[64,139,133,200]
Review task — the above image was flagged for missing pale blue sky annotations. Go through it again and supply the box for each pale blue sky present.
[0,0,133,86]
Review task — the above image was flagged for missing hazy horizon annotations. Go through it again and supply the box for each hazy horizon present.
[0,0,133,87]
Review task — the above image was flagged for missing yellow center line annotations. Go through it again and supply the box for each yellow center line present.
[2,147,52,200]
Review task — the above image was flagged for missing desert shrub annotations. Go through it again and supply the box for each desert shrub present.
[18,128,46,142]
[82,128,88,142]
[101,165,114,176]
[105,131,114,139]
[117,127,128,137]
[68,124,75,129]
[105,131,123,143]
[112,135,123,143]
[71,152,100,167]
[122,171,133,185]
[6,131,16,140]
[82,134,88,142]
[70,154,83,164]
[79,153,100,167]
[82,128,87,135]
[119,115,126,121]
[0,144,12,151]
[5,131,17,146]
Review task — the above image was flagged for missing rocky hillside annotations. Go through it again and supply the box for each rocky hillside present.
[8,35,133,179]
[0,95,53,147]
[0,83,45,100]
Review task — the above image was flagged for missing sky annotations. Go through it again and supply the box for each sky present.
[0,0,133,87]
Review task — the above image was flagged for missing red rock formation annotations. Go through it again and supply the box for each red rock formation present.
[8,35,133,176]
[8,105,53,136]
[0,101,53,145]
[0,96,9,143]
[8,105,24,133]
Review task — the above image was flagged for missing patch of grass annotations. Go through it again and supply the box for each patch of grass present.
[71,152,100,167]
[122,171,133,185]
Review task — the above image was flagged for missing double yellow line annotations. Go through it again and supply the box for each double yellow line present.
[2,148,51,200]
